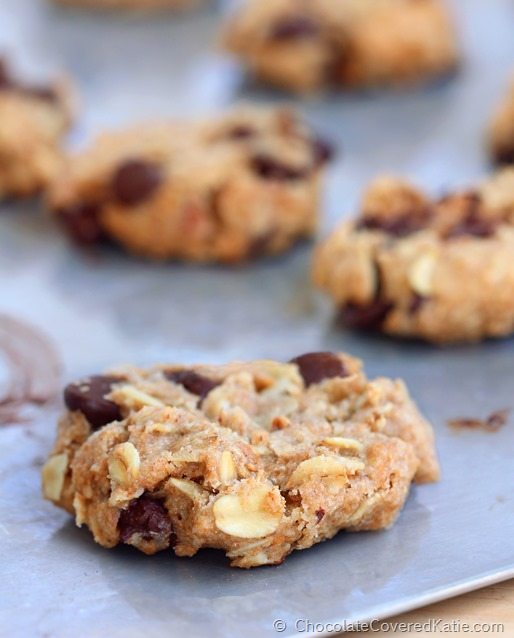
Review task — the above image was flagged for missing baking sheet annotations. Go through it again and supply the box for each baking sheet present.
[1,1,514,636]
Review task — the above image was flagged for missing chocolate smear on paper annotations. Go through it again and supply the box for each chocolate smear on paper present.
[448,409,510,433]
[0,315,61,425]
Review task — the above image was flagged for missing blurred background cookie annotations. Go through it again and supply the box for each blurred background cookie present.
[0,58,74,200]
[49,105,333,262]
[313,171,514,343]
[223,0,459,93]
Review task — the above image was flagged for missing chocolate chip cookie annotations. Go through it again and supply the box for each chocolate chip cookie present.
[223,0,458,93]
[42,352,438,568]
[489,76,514,165]
[0,58,73,200]
[48,106,331,262]
[313,172,514,343]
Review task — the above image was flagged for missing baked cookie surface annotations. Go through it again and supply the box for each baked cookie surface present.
[313,171,514,343]
[42,352,438,568]
[48,106,331,262]
[0,58,73,200]
[489,77,514,165]
[223,0,458,93]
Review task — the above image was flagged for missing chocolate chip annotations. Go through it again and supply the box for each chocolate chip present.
[270,16,320,40]
[64,375,122,429]
[289,352,349,387]
[118,494,175,546]
[227,126,255,140]
[251,155,307,181]
[408,293,427,315]
[356,213,429,238]
[445,215,497,239]
[112,159,162,206]
[340,300,394,331]
[493,146,514,166]
[311,137,335,167]
[57,202,104,246]
[165,370,220,400]
[443,192,497,239]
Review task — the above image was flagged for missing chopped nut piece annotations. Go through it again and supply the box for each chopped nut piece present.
[218,451,237,484]
[226,539,269,558]
[117,385,165,409]
[169,478,208,501]
[42,453,68,501]
[213,485,283,538]
[286,455,364,488]
[146,422,175,434]
[321,437,364,453]
[108,442,140,485]
[408,252,437,296]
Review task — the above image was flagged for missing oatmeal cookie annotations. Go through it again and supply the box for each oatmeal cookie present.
[48,106,331,262]
[313,171,514,343]
[489,77,514,165]
[42,352,438,568]
[0,58,73,200]
[223,0,458,93]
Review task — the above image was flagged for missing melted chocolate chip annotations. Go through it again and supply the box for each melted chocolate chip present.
[311,137,335,167]
[270,16,320,40]
[64,375,122,429]
[165,370,220,400]
[112,159,162,206]
[227,125,255,140]
[118,494,175,545]
[252,155,307,181]
[340,299,394,331]
[57,202,104,246]
[356,213,429,238]
[289,352,348,387]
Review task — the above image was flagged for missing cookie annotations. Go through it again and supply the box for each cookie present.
[48,106,331,262]
[52,0,201,10]
[42,351,438,568]
[313,172,514,343]
[489,77,514,165]
[0,58,73,200]
[223,0,458,93]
